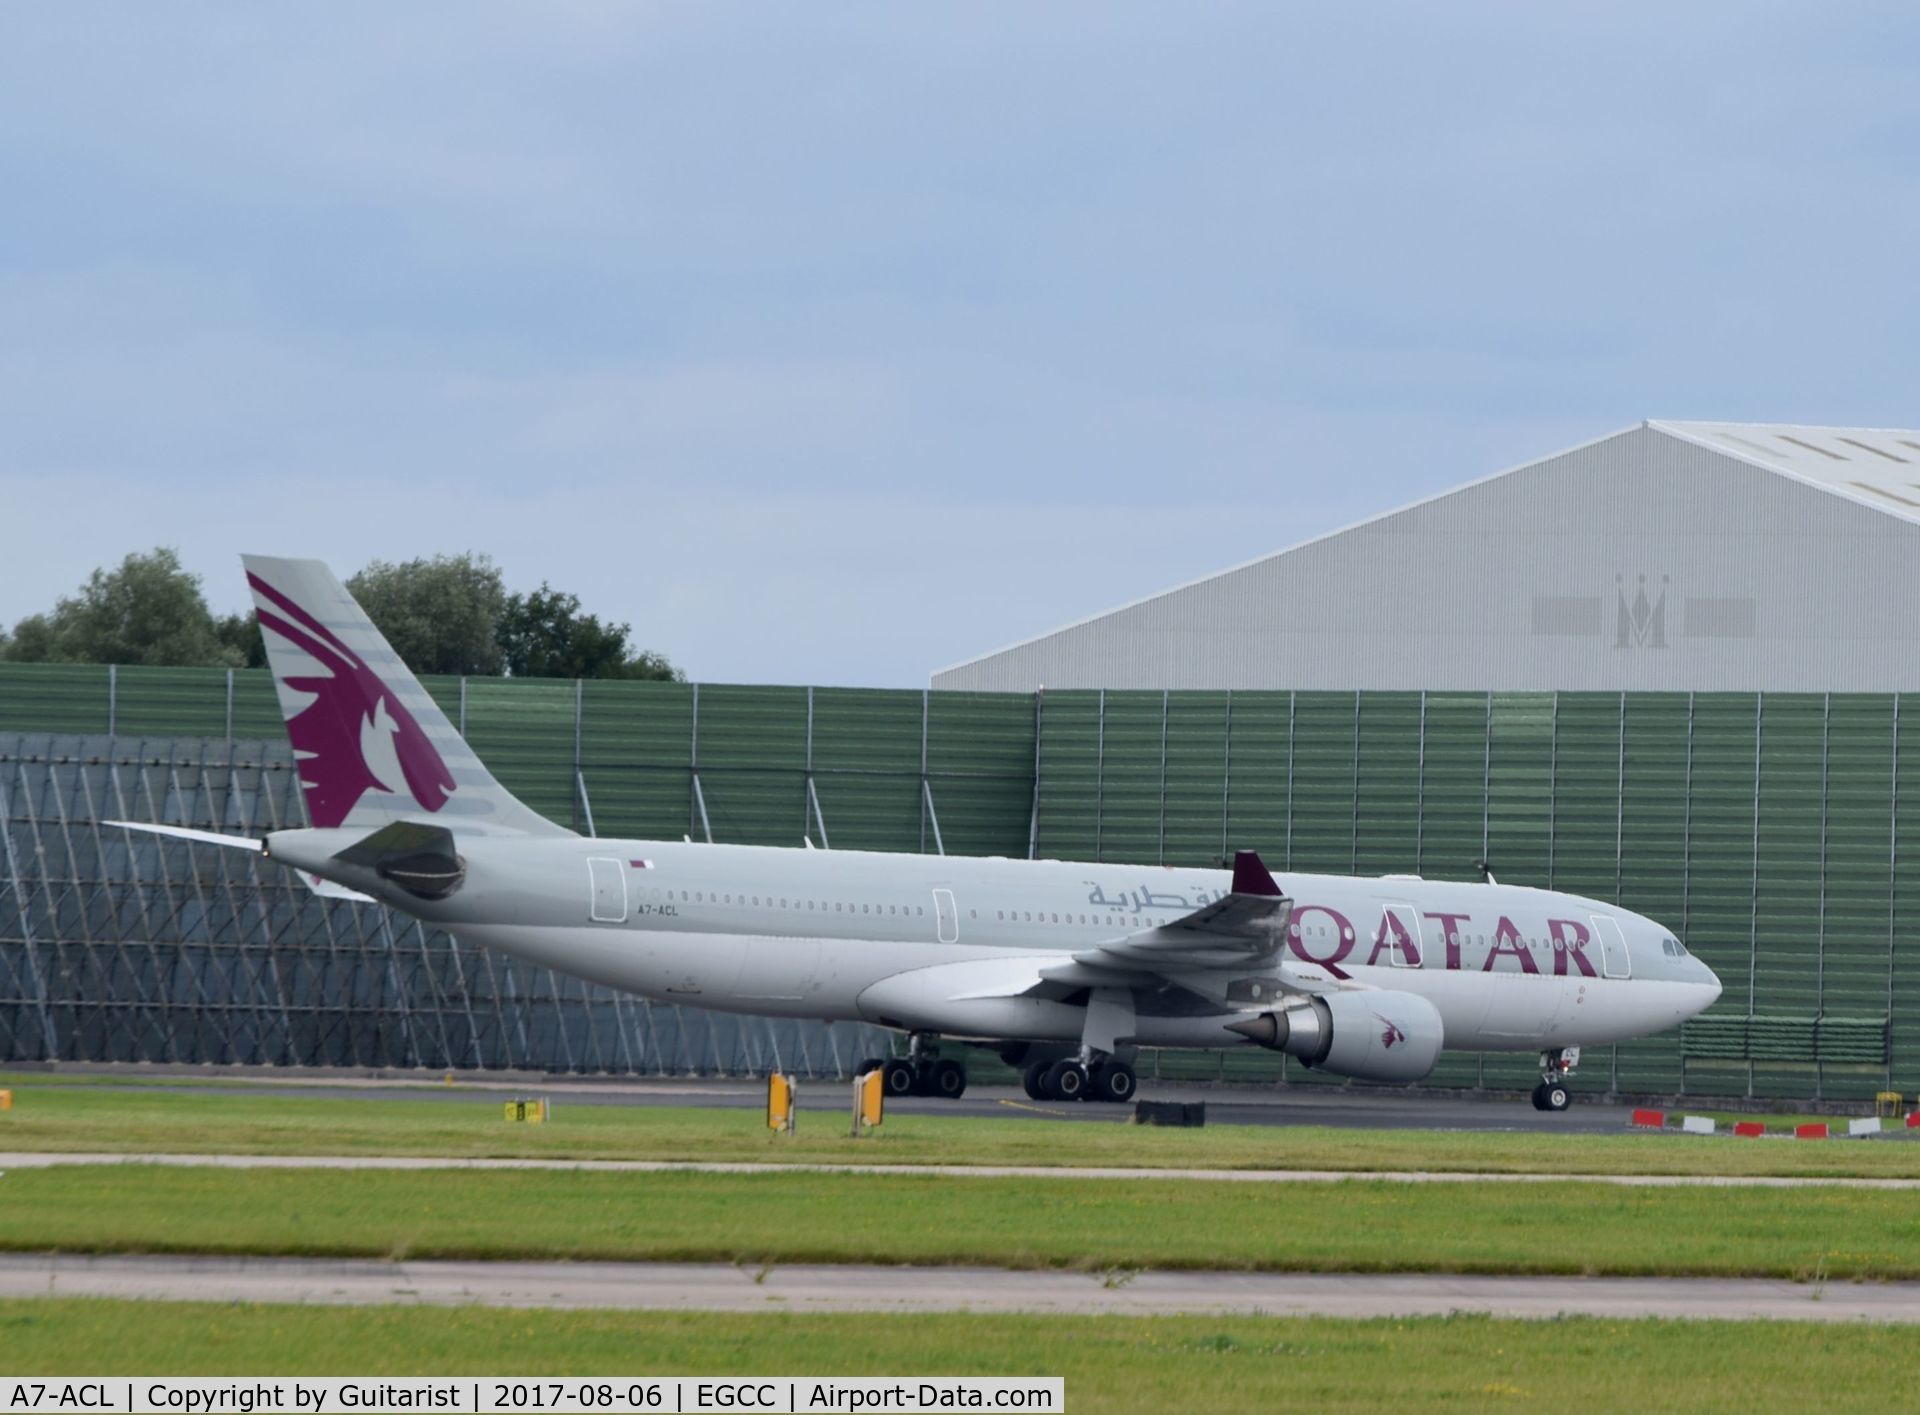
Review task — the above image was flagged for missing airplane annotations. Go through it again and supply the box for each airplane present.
[111,557,1724,1113]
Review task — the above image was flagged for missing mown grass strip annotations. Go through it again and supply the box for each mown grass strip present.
[3,1165,1919,1280]
[1,1301,1916,1412]
[3,1083,1920,1179]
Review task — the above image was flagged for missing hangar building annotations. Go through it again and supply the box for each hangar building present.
[934,422,1920,694]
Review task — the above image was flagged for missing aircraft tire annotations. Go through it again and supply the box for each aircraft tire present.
[1022,1061,1052,1100]
[930,1058,967,1100]
[1045,1059,1089,1102]
[881,1059,919,1098]
[1542,1082,1571,1112]
[856,1057,885,1078]
[1092,1062,1137,1104]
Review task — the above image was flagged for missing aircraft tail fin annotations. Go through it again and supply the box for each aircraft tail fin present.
[241,555,573,838]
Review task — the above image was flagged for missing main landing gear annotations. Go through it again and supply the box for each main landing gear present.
[861,1034,968,1100]
[1531,1047,1579,1112]
[1022,1053,1137,1104]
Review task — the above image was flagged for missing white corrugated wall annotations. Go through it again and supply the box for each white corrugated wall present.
[933,425,1920,692]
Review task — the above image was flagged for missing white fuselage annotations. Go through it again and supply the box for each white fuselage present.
[273,833,1723,1056]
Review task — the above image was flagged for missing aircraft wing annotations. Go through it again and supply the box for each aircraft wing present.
[1037,850,1321,987]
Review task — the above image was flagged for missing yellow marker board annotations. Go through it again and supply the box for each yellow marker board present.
[767,1073,796,1133]
[503,1098,549,1123]
[851,1068,884,1136]
[0,1089,11,1111]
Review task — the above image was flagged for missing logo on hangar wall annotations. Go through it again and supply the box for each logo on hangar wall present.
[1615,573,1669,650]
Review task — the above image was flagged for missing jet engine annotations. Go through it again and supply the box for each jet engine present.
[1226,990,1443,1083]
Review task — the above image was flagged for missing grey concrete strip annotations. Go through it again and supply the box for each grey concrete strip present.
[2,1254,1915,1323]
[3,1151,1919,1188]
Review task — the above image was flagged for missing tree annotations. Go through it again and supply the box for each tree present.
[497,583,683,681]
[213,611,267,669]
[346,554,508,677]
[1,548,240,667]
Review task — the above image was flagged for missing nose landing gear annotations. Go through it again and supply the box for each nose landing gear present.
[1531,1047,1579,1112]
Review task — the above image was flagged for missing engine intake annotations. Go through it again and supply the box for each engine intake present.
[1227,989,1443,1083]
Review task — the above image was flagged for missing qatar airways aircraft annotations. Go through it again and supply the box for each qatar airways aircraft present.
[114,558,1722,1113]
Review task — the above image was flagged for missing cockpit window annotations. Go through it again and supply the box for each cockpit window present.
[1662,937,1687,957]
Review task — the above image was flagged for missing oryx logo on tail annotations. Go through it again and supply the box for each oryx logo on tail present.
[247,572,456,828]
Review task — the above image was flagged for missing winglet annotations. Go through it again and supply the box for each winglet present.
[1230,849,1282,897]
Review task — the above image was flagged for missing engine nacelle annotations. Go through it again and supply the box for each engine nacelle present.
[1227,989,1443,1083]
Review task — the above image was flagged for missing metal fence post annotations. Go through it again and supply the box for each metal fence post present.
[1027,689,1044,860]
[574,678,585,834]
[1889,695,1901,1092]
[1094,688,1106,861]
[1748,693,1764,1099]
[1157,689,1169,865]
[1219,689,1233,863]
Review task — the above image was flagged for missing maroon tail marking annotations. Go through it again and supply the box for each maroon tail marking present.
[248,572,455,828]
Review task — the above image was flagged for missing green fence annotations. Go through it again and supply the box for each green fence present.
[4,663,1916,1102]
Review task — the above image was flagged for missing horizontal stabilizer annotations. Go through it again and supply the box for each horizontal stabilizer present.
[105,820,375,903]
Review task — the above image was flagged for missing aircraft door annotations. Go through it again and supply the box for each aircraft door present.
[932,888,959,943]
[588,857,628,923]
[1380,903,1423,968]
[1591,915,1631,978]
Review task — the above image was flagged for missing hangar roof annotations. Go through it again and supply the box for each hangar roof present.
[1655,421,1920,523]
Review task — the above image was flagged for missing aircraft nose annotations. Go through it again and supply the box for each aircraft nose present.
[1698,960,1723,1009]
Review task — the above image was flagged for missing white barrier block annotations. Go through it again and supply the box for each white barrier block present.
[1681,1115,1716,1135]
[1849,1116,1883,1136]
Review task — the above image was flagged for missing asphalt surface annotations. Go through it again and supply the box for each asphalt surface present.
[11,1070,1647,1135]
[5,1151,1916,1188]
[4,1253,1913,1322]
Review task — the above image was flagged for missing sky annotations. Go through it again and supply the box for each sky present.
[1,3,1914,686]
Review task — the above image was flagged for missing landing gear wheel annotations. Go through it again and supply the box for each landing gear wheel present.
[1022,1061,1052,1101]
[1531,1081,1571,1112]
[881,1058,918,1098]
[1090,1062,1137,1104]
[856,1057,884,1078]
[1045,1059,1089,1102]
[929,1058,967,1100]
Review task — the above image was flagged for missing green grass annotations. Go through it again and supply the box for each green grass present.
[4,1082,1920,1178]
[3,1164,1919,1279]
[0,1301,1915,1412]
